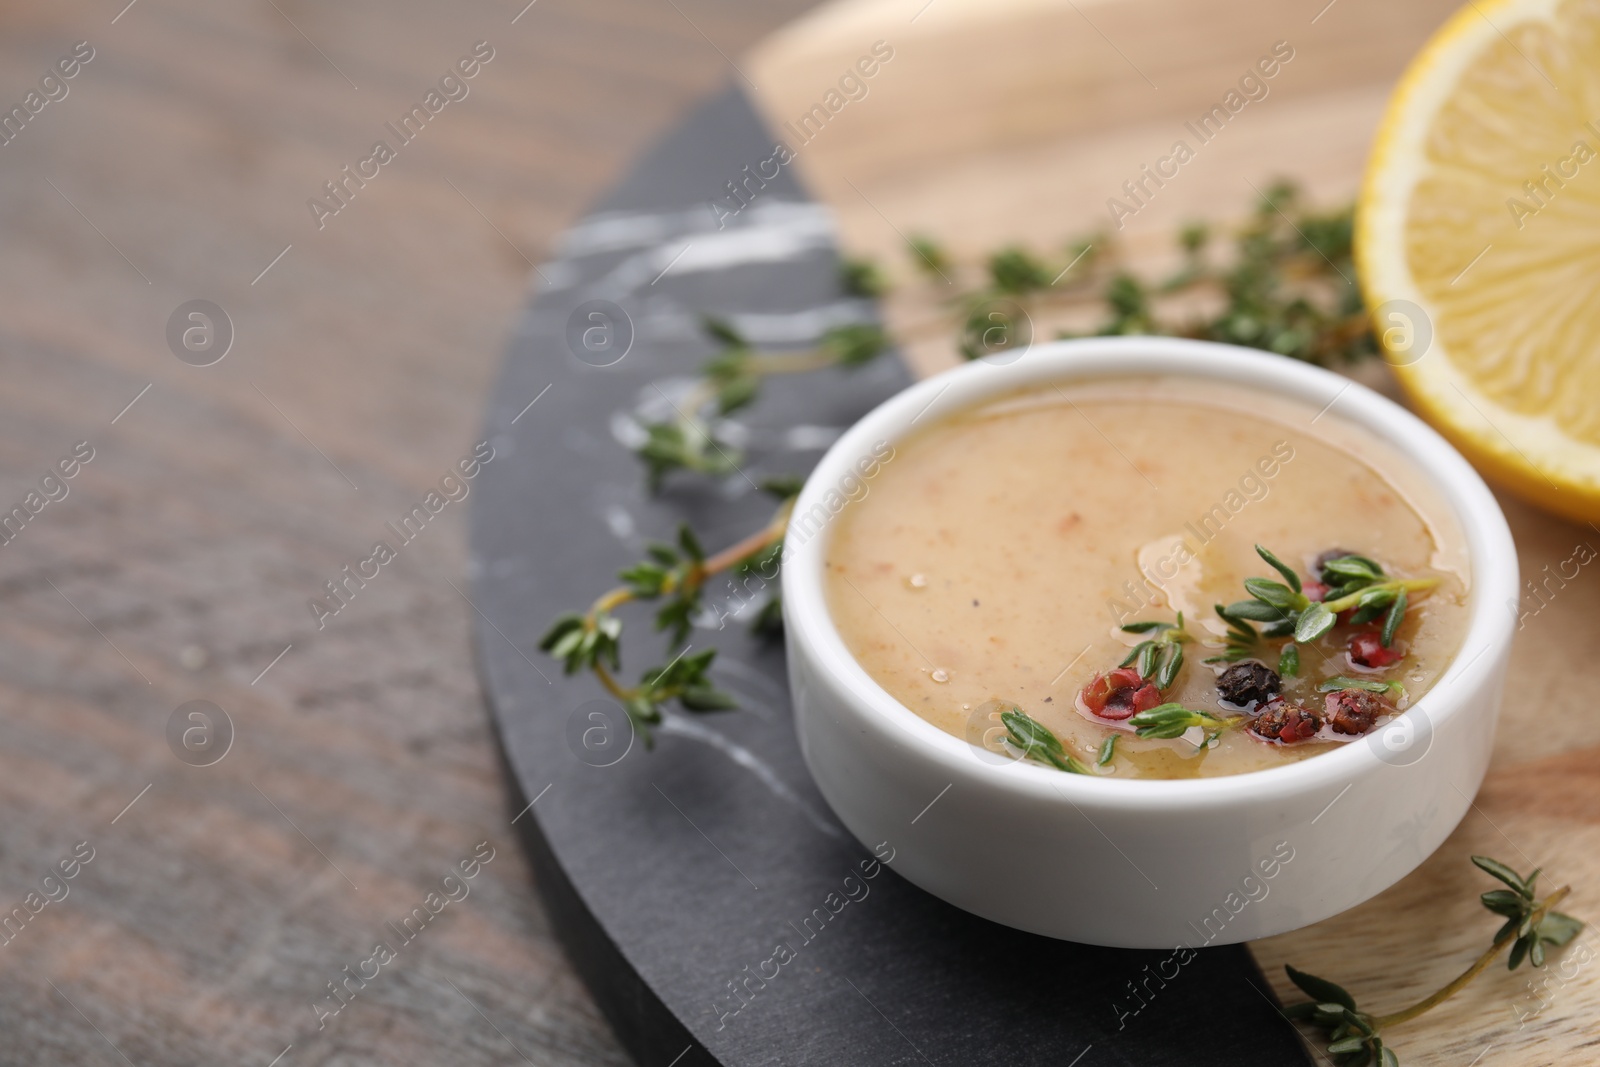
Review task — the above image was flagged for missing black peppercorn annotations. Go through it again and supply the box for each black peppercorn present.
[1217,661,1282,707]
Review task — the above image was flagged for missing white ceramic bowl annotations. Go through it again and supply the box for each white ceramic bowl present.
[782,338,1517,948]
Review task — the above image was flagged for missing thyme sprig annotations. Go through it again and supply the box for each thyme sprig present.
[999,705,1227,772]
[1120,614,1192,689]
[904,180,1373,367]
[1225,545,1437,645]
[637,314,889,490]
[538,494,795,742]
[1128,702,1239,740]
[1314,553,1431,644]
[1001,707,1091,774]
[1283,856,1583,1066]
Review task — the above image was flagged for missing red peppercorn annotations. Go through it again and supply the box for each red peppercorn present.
[1079,669,1117,716]
[1106,666,1142,690]
[1248,698,1322,744]
[1324,689,1392,735]
[1079,667,1161,721]
[1349,631,1403,668]
[1302,581,1328,603]
[1080,667,1138,711]
[1127,683,1162,715]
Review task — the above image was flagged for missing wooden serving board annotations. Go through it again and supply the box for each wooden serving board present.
[742,0,1600,1062]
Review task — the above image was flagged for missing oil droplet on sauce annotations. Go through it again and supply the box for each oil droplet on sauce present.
[931,668,950,683]
[907,573,928,589]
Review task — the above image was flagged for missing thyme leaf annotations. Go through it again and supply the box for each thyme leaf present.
[1381,587,1408,649]
[1206,603,1264,664]
[1001,708,1090,774]
[1256,543,1303,593]
[1119,613,1191,686]
[1128,702,1237,740]
[1294,601,1336,643]
[1318,676,1406,699]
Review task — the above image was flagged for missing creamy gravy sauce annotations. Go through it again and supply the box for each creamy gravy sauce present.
[823,378,1470,778]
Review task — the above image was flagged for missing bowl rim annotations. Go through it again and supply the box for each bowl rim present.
[781,336,1518,809]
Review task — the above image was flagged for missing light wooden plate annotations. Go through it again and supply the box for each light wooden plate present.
[743,2,1600,1062]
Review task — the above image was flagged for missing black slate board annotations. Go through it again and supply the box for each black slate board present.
[468,85,1313,1067]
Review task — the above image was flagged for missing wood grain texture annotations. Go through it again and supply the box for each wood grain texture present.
[745,1,1600,1063]
[0,1,812,1064]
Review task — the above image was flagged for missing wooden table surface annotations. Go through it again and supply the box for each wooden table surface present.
[0,2,812,1064]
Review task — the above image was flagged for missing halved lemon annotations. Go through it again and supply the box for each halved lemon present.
[1358,0,1600,524]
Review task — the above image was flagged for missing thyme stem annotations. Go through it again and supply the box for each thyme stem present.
[749,349,840,375]
[584,502,792,630]
[1371,886,1571,1030]
[1321,577,1439,615]
[641,319,889,489]
[700,500,794,575]
[592,662,633,703]
[590,586,635,617]
[670,348,832,424]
